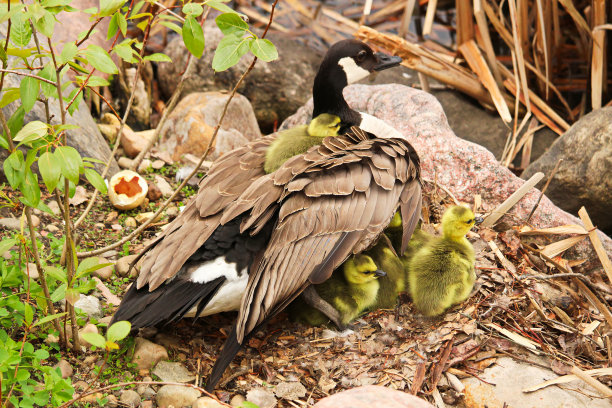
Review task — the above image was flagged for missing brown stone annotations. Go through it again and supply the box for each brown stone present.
[131,337,168,370]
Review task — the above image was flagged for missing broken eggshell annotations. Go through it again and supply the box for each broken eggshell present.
[108,170,148,210]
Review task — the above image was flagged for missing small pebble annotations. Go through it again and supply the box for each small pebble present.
[138,159,152,173]
[101,250,119,259]
[106,394,118,407]
[118,157,133,169]
[135,212,161,224]
[94,223,105,229]
[125,217,138,228]
[47,200,61,216]
[152,159,165,170]
[93,257,114,280]
[23,263,39,279]
[30,214,40,228]
[147,183,162,202]
[193,396,225,408]
[46,224,60,232]
[120,389,141,407]
[111,224,123,231]
[55,359,73,379]
[105,211,119,223]
[154,175,173,196]
[230,394,246,407]
[165,206,179,218]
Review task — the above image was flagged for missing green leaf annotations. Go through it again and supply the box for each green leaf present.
[22,169,41,207]
[81,332,106,349]
[240,402,260,408]
[205,0,237,14]
[106,320,131,343]
[20,76,39,113]
[84,45,118,74]
[33,312,67,327]
[39,64,58,98]
[116,12,127,36]
[60,42,78,64]
[212,34,249,72]
[144,53,171,62]
[38,151,61,192]
[76,256,112,278]
[64,288,80,305]
[33,10,55,38]
[14,120,48,143]
[112,41,135,62]
[4,150,25,189]
[24,302,33,326]
[66,87,83,116]
[0,4,26,24]
[182,15,204,58]
[159,21,182,35]
[84,168,107,193]
[182,3,203,17]
[0,88,20,108]
[10,14,32,47]
[51,283,66,302]
[54,145,82,184]
[0,238,16,255]
[45,266,67,282]
[215,13,248,36]
[107,11,126,39]
[0,46,7,65]
[99,0,125,17]
[36,200,54,215]
[76,74,110,87]
[248,38,278,62]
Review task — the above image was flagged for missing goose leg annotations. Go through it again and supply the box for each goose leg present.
[301,286,346,330]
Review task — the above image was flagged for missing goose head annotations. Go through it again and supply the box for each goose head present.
[313,40,402,128]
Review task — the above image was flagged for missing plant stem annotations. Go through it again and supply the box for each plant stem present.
[0,69,57,85]
[74,10,155,229]
[77,0,279,258]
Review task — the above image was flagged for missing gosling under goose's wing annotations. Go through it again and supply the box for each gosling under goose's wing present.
[207,129,421,389]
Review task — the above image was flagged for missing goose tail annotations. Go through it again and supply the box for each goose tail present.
[205,325,242,391]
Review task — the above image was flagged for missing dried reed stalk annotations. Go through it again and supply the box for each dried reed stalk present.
[590,0,605,109]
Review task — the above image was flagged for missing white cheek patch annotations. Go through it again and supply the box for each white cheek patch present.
[358,112,404,139]
[338,57,371,84]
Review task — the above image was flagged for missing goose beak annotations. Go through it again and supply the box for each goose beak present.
[373,52,402,71]
[474,216,484,225]
[374,269,387,277]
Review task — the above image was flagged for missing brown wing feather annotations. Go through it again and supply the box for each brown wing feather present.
[232,133,421,342]
[134,135,275,290]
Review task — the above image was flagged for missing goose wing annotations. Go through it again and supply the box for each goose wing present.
[134,135,276,291]
[207,128,421,388]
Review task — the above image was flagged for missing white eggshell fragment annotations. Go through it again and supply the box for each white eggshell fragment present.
[108,170,148,210]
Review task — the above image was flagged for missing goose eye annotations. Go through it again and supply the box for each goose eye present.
[357,50,367,62]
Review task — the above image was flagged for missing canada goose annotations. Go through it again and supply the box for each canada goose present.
[264,113,341,174]
[111,39,422,391]
[288,253,386,328]
[408,206,482,317]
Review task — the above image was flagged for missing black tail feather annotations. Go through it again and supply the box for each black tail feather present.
[205,325,244,391]
[111,277,225,331]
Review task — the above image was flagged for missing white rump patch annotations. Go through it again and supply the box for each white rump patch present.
[338,57,371,84]
[184,256,247,317]
[358,112,404,139]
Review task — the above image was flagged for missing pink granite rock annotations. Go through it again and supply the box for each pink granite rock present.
[313,385,434,408]
[281,84,612,268]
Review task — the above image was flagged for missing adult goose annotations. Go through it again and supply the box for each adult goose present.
[111,39,422,390]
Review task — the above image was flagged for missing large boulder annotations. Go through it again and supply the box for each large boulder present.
[522,107,612,232]
[281,84,612,267]
[313,385,434,408]
[157,92,261,162]
[0,3,119,179]
[372,67,558,163]
[157,28,322,133]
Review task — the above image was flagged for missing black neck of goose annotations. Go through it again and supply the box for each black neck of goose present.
[312,66,362,128]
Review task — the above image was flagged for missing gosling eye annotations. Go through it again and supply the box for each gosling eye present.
[356,50,367,62]
[466,219,474,224]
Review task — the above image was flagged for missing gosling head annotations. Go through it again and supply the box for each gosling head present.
[343,254,386,285]
[441,206,484,241]
[308,113,342,138]
[387,210,402,229]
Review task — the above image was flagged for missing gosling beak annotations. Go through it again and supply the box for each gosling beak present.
[474,216,484,225]
[373,52,402,71]
[374,269,386,277]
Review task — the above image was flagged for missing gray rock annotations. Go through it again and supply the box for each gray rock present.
[124,67,151,129]
[156,384,200,407]
[131,337,168,371]
[30,214,40,228]
[125,217,138,228]
[158,28,321,133]
[74,295,102,318]
[193,396,225,408]
[152,361,195,383]
[372,66,557,163]
[0,217,20,230]
[120,389,141,407]
[462,357,610,408]
[136,384,156,400]
[23,263,39,279]
[105,394,118,407]
[118,156,134,169]
[313,385,434,408]
[116,254,139,277]
[154,175,174,197]
[46,224,60,233]
[274,381,307,400]
[55,359,73,379]
[47,200,61,216]
[229,394,246,407]
[157,92,261,162]
[523,107,612,232]
[246,388,277,408]
[93,257,114,280]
